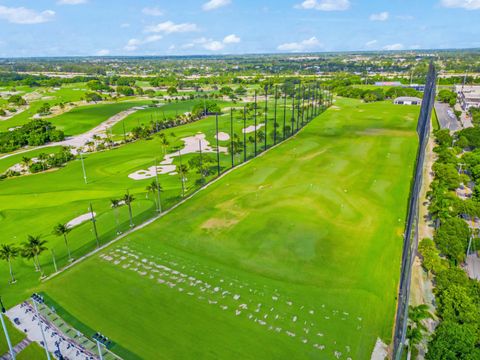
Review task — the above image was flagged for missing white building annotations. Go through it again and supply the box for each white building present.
[454,85,480,111]
[393,96,422,105]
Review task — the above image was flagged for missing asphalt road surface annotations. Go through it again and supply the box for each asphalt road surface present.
[435,102,462,131]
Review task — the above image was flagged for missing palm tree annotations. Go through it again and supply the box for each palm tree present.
[21,156,32,169]
[160,136,169,155]
[37,153,49,170]
[0,244,19,283]
[111,199,122,235]
[146,180,162,212]
[123,191,135,227]
[52,223,73,261]
[178,164,188,197]
[21,235,48,276]
[406,304,432,357]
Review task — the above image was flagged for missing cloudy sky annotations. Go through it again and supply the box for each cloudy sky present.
[0,0,479,57]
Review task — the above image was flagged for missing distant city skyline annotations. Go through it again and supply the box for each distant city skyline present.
[0,0,479,57]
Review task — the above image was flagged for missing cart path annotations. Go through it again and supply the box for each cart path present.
[0,104,156,160]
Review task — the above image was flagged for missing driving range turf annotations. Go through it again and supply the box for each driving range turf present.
[32,98,419,359]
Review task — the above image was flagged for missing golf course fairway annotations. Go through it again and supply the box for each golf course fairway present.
[39,98,419,359]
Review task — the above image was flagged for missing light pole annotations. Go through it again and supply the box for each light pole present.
[154,159,162,213]
[31,294,51,360]
[89,203,100,247]
[79,151,88,184]
[93,332,109,360]
[0,296,15,360]
[51,250,58,273]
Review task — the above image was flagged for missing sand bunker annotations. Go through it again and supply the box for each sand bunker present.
[215,132,230,141]
[242,123,264,134]
[129,133,227,180]
[66,212,96,228]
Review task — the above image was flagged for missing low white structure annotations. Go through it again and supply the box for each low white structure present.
[455,85,480,111]
[393,97,422,105]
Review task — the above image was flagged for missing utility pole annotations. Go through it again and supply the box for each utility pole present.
[51,250,58,273]
[273,86,278,145]
[230,108,234,168]
[80,151,87,184]
[243,107,247,162]
[264,85,268,151]
[283,84,287,139]
[254,90,257,156]
[0,297,15,360]
[291,84,296,136]
[89,203,99,247]
[31,294,51,360]
[154,159,162,212]
[215,114,220,176]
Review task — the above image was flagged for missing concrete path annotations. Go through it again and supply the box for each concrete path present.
[0,104,157,161]
[434,102,462,131]
[464,254,480,280]
[0,338,31,360]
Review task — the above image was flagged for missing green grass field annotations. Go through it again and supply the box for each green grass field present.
[32,98,419,359]
[48,100,154,136]
[0,96,298,304]
[0,84,89,132]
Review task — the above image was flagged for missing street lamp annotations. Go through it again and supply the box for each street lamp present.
[0,296,15,360]
[31,293,51,360]
[93,332,111,360]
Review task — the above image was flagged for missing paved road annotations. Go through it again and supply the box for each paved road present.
[434,102,462,131]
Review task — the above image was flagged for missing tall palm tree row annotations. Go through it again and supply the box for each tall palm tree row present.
[21,235,48,276]
[52,223,73,261]
[0,244,19,283]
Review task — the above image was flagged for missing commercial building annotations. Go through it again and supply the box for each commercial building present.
[455,85,480,111]
[394,97,422,105]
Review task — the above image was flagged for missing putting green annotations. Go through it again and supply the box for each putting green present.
[38,98,418,359]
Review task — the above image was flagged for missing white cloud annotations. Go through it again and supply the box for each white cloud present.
[223,34,240,44]
[57,0,87,4]
[145,21,198,34]
[96,49,110,56]
[0,6,55,24]
[202,0,231,11]
[365,40,378,47]
[369,11,389,21]
[277,37,321,52]
[383,43,404,51]
[204,40,224,51]
[124,35,163,51]
[295,0,350,11]
[142,7,163,16]
[120,23,130,28]
[440,0,480,9]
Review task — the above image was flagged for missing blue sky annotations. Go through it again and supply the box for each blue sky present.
[0,0,479,57]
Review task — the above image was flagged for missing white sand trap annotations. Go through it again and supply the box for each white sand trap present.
[66,212,96,228]
[215,132,230,141]
[129,133,227,180]
[370,338,388,360]
[242,123,264,134]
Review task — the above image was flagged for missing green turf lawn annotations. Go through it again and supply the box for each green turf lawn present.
[0,315,25,355]
[0,84,89,132]
[0,96,291,305]
[16,341,49,360]
[110,99,232,136]
[0,146,63,174]
[47,99,155,136]
[36,98,419,359]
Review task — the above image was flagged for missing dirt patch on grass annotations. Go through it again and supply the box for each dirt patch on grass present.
[201,199,248,230]
[201,217,239,230]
